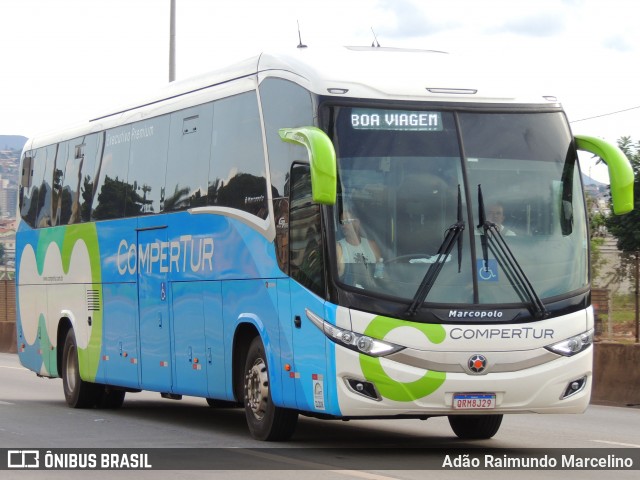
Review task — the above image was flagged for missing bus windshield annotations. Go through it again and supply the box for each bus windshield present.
[330,107,588,308]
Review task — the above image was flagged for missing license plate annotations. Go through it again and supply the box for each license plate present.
[453,393,496,410]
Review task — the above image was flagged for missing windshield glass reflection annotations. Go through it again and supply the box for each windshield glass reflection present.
[330,107,588,308]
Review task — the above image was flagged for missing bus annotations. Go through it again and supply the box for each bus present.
[16,46,633,441]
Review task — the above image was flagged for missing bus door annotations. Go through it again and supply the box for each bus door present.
[287,163,329,412]
[137,224,173,392]
[289,283,328,413]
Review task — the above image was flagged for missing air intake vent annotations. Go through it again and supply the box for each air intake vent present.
[86,290,101,311]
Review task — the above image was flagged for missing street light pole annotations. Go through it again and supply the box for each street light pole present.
[169,0,176,82]
[635,251,640,343]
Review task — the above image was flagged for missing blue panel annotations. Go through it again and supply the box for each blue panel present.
[138,225,172,392]
[289,282,329,413]
[203,282,226,399]
[276,280,297,408]
[171,281,207,396]
[97,218,138,284]
[102,283,140,388]
[322,303,340,415]
[222,279,282,403]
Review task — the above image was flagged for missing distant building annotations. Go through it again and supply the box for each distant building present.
[0,149,19,219]
[0,177,17,218]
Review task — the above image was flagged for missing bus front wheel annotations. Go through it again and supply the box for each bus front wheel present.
[61,329,99,408]
[243,336,297,441]
[448,414,503,440]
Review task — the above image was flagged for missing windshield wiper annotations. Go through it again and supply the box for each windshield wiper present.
[406,185,465,317]
[477,185,548,319]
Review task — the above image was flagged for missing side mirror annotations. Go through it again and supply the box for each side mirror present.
[279,126,337,205]
[575,135,634,215]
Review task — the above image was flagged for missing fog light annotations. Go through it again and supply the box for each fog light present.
[345,378,381,401]
[561,376,587,399]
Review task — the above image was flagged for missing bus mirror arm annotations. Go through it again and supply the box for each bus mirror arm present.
[279,127,337,205]
[575,135,634,215]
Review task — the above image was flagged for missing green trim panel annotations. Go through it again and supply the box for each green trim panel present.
[575,135,634,215]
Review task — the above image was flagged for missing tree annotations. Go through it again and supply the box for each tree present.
[605,136,640,342]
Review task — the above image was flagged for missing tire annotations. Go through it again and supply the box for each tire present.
[61,329,99,408]
[448,414,503,440]
[243,336,298,441]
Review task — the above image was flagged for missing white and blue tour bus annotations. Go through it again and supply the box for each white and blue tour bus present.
[16,46,633,440]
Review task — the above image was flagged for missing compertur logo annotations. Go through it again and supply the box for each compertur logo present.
[358,315,447,402]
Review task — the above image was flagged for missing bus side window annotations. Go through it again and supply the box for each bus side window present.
[125,117,170,216]
[34,145,57,228]
[19,151,36,228]
[51,141,69,226]
[92,125,131,220]
[208,91,268,219]
[289,163,324,296]
[54,135,101,225]
[163,104,214,212]
[259,77,314,272]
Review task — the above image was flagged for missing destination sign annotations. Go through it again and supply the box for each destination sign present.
[350,108,443,131]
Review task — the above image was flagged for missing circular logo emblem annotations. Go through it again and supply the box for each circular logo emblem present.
[359,316,447,402]
[468,354,488,374]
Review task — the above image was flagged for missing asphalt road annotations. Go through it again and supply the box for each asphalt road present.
[1,352,639,479]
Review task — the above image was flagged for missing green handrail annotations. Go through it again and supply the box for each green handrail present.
[575,135,634,214]
[279,126,337,205]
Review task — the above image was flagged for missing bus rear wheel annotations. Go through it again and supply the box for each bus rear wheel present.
[61,329,99,408]
[448,414,503,440]
[243,336,297,441]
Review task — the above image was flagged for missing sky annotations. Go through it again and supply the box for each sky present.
[1,0,639,182]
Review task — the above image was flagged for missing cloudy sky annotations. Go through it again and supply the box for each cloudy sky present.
[1,0,639,180]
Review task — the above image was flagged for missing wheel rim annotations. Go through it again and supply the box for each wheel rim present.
[245,358,269,420]
[65,343,77,393]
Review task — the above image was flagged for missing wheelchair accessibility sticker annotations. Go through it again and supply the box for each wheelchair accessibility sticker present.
[477,259,499,282]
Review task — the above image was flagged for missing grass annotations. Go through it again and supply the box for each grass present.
[598,293,638,342]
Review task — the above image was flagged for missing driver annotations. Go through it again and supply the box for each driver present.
[487,202,516,236]
[336,209,382,278]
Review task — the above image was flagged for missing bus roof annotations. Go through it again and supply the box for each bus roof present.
[25,46,560,151]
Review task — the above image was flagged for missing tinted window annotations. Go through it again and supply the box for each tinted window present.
[55,134,102,225]
[125,117,170,216]
[78,133,102,222]
[31,145,57,228]
[289,164,324,295]
[259,78,314,199]
[51,142,69,226]
[163,103,214,211]
[208,91,268,219]
[20,149,38,228]
[259,78,314,270]
[92,125,131,220]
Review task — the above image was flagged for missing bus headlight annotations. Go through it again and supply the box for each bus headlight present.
[305,308,404,357]
[545,329,594,356]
